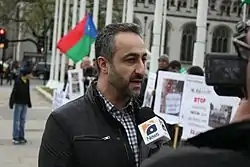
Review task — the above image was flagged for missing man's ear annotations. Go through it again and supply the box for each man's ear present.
[97,57,109,74]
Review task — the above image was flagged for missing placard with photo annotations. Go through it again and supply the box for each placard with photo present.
[179,74,240,139]
[68,69,84,100]
[143,72,156,107]
[154,71,185,124]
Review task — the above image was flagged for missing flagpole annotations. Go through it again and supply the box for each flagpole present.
[122,0,127,22]
[75,0,87,69]
[192,0,208,67]
[60,0,70,83]
[149,0,164,73]
[89,0,99,62]
[126,0,134,22]
[54,0,64,83]
[79,0,86,18]
[160,0,168,55]
[68,0,78,67]
[105,0,113,25]
[46,0,59,88]
[243,4,247,22]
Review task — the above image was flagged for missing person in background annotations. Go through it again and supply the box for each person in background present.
[92,58,98,76]
[9,67,32,144]
[158,55,169,70]
[81,57,96,91]
[167,60,181,72]
[187,66,204,76]
[63,65,74,91]
[92,58,97,68]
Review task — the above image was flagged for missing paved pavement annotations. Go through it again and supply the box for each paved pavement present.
[0,84,51,167]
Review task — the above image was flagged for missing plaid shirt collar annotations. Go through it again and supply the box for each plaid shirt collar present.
[98,91,134,113]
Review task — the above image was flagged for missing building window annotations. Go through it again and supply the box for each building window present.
[193,0,198,8]
[211,26,231,53]
[177,0,187,10]
[148,0,155,4]
[180,23,196,62]
[209,0,216,11]
[135,0,145,6]
[163,22,170,55]
[170,0,175,6]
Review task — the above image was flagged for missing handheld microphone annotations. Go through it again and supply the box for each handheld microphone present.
[138,107,170,145]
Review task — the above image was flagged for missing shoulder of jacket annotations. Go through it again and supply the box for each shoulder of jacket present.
[51,96,90,120]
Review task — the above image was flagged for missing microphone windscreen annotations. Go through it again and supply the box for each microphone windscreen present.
[137,107,156,124]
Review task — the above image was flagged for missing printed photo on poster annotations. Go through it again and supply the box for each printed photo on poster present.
[71,72,79,82]
[72,83,81,93]
[208,103,233,128]
[67,69,84,100]
[160,79,184,116]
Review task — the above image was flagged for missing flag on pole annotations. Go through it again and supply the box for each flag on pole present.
[241,0,250,7]
[57,14,97,63]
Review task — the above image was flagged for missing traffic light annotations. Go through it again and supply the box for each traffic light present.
[37,36,45,53]
[0,28,8,49]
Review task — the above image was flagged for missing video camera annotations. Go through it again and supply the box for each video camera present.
[204,21,249,98]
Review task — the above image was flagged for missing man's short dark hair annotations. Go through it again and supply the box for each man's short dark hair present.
[95,23,141,62]
[167,60,181,70]
[187,66,204,76]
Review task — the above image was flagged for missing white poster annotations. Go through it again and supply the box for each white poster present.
[180,75,240,139]
[154,71,185,124]
[68,69,84,100]
[143,72,156,107]
[52,88,69,111]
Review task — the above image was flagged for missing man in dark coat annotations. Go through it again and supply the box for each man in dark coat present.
[38,23,163,167]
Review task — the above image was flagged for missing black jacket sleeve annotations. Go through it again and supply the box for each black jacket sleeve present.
[38,112,73,167]
[27,80,32,108]
[9,80,17,109]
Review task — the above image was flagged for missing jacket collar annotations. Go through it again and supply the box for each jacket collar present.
[86,81,141,112]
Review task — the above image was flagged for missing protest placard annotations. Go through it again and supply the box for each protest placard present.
[152,71,240,139]
[179,75,240,139]
[154,71,185,124]
[68,69,84,100]
[143,72,156,107]
[52,88,68,111]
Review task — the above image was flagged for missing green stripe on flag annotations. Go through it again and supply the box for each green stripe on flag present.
[66,35,95,63]
[241,0,250,8]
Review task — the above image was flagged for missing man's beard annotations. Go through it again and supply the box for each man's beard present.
[107,65,143,98]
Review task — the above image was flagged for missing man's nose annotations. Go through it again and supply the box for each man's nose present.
[136,60,146,76]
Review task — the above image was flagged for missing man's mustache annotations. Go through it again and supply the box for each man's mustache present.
[130,74,144,82]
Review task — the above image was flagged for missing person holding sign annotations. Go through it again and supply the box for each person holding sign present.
[39,23,166,167]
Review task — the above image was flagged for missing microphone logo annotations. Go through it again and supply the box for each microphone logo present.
[142,120,158,136]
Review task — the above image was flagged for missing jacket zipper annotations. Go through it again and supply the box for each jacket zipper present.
[73,135,111,141]
[119,129,130,161]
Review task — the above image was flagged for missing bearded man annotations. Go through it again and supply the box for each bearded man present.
[38,23,163,167]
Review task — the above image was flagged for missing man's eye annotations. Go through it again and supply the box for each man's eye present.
[127,58,136,63]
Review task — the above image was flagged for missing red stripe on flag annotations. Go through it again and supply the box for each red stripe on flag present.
[57,15,88,53]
